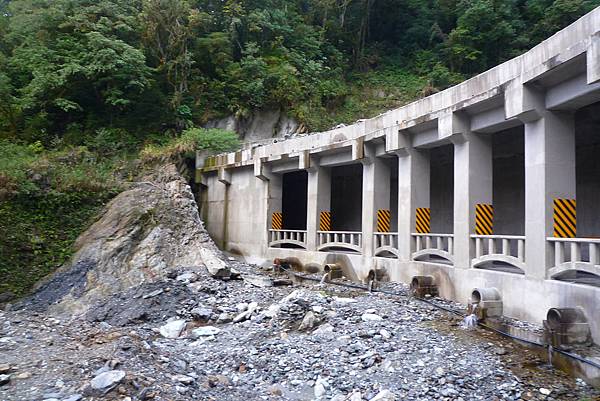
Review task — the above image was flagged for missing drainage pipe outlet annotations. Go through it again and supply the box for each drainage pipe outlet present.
[470,287,503,319]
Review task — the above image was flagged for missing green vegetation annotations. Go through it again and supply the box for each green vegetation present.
[2,0,598,140]
[140,128,241,163]
[0,0,598,297]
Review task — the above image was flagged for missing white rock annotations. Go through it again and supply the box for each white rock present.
[191,326,221,337]
[234,301,259,323]
[299,311,317,331]
[349,390,363,401]
[172,374,194,385]
[333,296,357,304]
[361,313,383,322]
[380,329,391,339]
[314,377,329,399]
[200,248,230,278]
[262,304,280,318]
[313,323,335,335]
[159,320,187,338]
[236,302,249,312]
[243,275,273,287]
[539,388,552,395]
[175,272,197,283]
[369,389,396,401]
[90,370,126,390]
[312,305,324,313]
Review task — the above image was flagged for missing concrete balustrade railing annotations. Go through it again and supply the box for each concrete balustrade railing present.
[471,235,526,271]
[317,231,362,253]
[268,229,308,249]
[374,232,400,258]
[547,237,600,277]
[411,233,454,264]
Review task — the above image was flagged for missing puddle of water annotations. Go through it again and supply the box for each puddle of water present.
[424,318,600,393]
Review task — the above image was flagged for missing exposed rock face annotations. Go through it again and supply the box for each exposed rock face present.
[204,109,305,143]
[18,164,228,316]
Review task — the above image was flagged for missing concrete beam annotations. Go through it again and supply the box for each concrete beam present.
[470,106,521,134]
[504,81,544,122]
[362,156,391,257]
[306,161,331,250]
[524,111,575,279]
[298,150,310,170]
[253,158,272,181]
[439,111,469,142]
[587,31,600,84]
[352,137,365,161]
[452,129,493,269]
[546,72,600,111]
[218,167,232,185]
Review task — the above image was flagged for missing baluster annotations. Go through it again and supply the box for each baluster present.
[415,236,422,252]
[502,239,510,256]
[436,237,443,250]
[518,239,525,262]
[425,236,432,250]
[589,243,599,266]
[476,238,483,258]
[571,242,581,263]
[488,238,496,255]
[448,236,453,254]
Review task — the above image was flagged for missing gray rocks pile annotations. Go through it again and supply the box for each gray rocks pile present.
[2,266,599,401]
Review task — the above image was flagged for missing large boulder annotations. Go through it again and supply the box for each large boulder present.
[19,164,229,316]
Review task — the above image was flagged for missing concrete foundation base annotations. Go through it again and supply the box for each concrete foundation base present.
[261,248,600,344]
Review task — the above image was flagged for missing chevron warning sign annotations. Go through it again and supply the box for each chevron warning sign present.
[319,211,331,231]
[475,203,494,235]
[271,212,283,230]
[553,198,576,238]
[415,208,430,234]
[377,209,391,232]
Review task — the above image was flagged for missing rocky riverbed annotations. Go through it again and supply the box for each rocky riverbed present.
[1,263,598,401]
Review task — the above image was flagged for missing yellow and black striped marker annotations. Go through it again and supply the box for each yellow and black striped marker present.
[415,208,430,234]
[377,209,391,232]
[475,203,494,235]
[553,198,576,238]
[271,212,283,230]
[319,211,331,231]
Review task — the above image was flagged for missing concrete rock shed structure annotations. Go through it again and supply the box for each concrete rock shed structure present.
[197,8,600,343]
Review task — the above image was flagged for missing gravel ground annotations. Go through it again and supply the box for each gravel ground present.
[1,263,599,401]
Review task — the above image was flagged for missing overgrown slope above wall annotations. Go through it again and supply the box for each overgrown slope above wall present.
[0,192,114,299]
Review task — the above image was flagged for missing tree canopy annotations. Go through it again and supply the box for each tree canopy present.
[0,0,598,142]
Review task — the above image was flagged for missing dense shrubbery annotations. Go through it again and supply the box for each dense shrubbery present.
[140,128,241,163]
[1,0,598,141]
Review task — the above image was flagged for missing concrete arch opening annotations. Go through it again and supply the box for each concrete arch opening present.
[315,163,364,253]
[267,170,309,250]
[473,126,526,274]
[330,164,363,232]
[549,100,600,286]
[412,144,454,265]
[282,171,308,231]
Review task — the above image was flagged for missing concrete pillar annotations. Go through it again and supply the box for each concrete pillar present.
[397,148,430,261]
[452,133,493,269]
[362,157,391,257]
[265,173,283,247]
[524,111,575,278]
[306,160,331,251]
